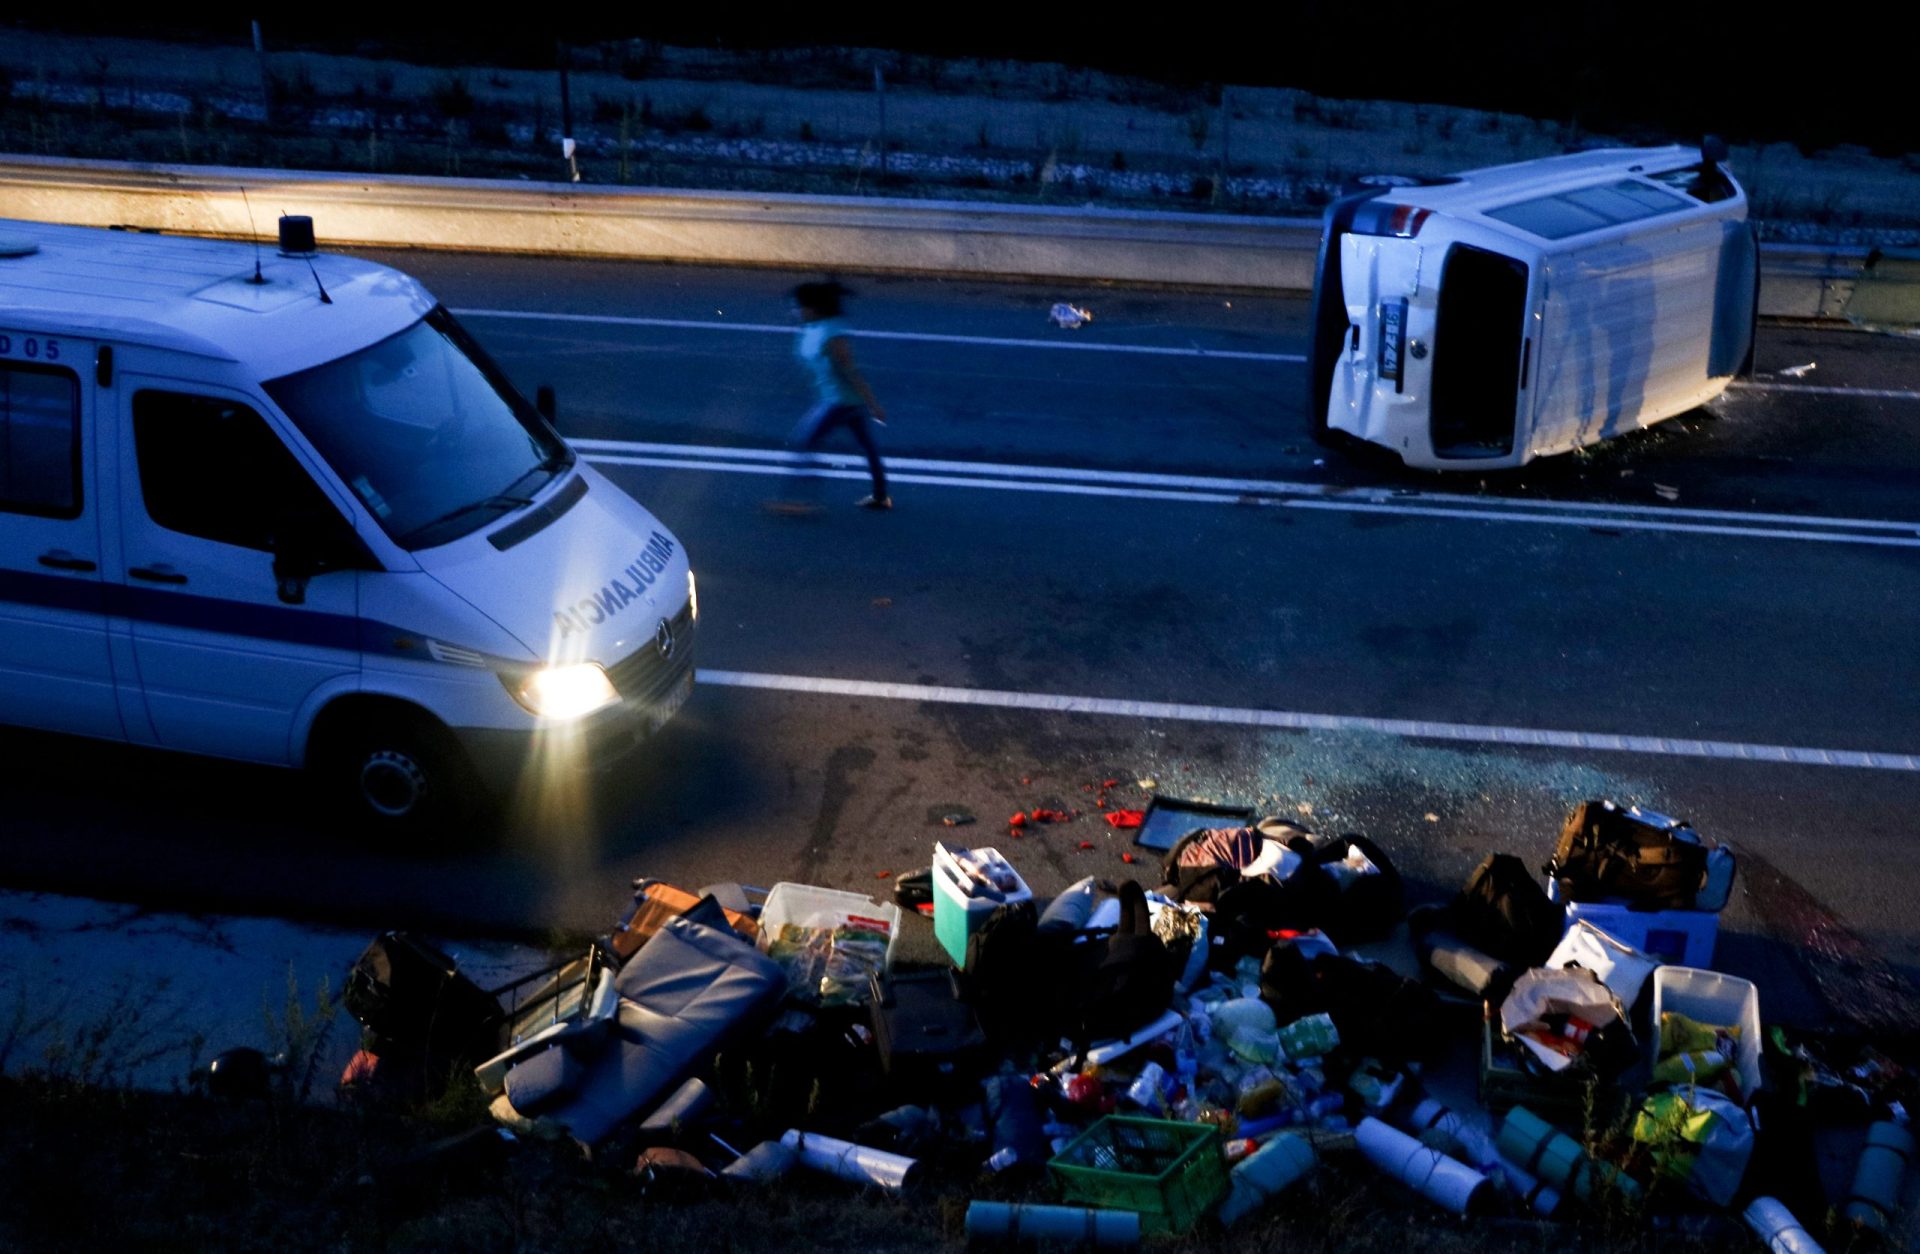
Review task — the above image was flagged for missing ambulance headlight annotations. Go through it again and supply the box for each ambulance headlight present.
[687,569,699,622]
[509,663,618,720]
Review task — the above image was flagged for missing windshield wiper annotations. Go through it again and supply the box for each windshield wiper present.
[395,493,536,547]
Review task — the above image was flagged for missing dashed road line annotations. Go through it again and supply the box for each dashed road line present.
[695,669,1920,773]
[458,308,1920,393]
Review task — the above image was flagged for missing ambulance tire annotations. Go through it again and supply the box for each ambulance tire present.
[317,706,477,841]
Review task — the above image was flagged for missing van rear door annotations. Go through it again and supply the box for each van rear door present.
[111,379,363,764]
[1332,233,1427,427]
[0,333,123,740]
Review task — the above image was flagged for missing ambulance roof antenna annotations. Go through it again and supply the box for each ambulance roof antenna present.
[240,187,266,285]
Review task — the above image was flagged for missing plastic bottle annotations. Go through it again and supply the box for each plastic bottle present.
[1696,846,1737,911]
[1215,1132,1316,1227]
[1275,1013,1340,1062]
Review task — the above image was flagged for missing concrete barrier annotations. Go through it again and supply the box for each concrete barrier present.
[0,155,1907,321]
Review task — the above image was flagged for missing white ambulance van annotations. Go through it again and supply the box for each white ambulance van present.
[1307,141,1758,469]
[0,217,696,833]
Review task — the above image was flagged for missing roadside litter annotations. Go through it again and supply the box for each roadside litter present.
[322,795,1916,1246]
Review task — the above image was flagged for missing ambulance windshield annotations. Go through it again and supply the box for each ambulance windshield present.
[265,307,572,550]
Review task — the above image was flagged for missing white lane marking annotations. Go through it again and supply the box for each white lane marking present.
[453,307,1306,363]
[578,439,1920,545]
[455,308,1920,391]
[591,453,1920,547]
[575,438,1920,531]
[1731,381,1920,401]
[695,670,1920,773]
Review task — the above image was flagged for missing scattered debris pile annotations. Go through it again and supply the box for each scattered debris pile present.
[322,797,1916,1248]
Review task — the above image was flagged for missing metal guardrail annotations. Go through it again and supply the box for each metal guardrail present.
[0,155,1910,322]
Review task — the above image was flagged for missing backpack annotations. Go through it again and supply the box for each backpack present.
[1258,947,1448,1064]
[1309,834,1405,946]
[1447,854,1564,968]
[958,899,1044,1042]
[1072,882,1176,1045]
[1549,801,1709,910]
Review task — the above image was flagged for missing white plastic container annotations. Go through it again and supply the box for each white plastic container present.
[932,844,1031,967]
[1651,966,1763,1100]
[757,882,902,999]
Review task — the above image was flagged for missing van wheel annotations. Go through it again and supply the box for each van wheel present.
[321,713,474,842]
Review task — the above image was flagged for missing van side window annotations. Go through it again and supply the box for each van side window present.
[133,390,338,553]
[0,362,82,518]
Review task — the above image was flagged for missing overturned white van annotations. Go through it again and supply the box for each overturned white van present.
[1307,142,1758,469]
[0,217,696,834]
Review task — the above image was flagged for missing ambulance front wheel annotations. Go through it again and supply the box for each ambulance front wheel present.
[317,708,476,840]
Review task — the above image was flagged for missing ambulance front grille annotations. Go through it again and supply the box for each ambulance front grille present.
[605,601,696,705]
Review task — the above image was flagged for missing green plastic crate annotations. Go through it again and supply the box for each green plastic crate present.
[1049,1115,1228,1233]
[1479,1018,1603,1126]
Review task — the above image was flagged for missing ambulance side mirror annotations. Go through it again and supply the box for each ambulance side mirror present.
[271,511,369,605]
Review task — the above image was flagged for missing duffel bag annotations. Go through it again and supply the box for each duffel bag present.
[1549,801,1709,910]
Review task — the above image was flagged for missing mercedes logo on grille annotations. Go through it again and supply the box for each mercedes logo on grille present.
[654,618,675,659]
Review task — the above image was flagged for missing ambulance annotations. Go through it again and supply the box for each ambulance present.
[1307,141,1758,469]
[0,217,696,833]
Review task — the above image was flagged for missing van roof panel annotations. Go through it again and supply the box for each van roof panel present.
[0,218,435,372]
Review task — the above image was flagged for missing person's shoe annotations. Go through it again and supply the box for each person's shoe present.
[856,494,893,511]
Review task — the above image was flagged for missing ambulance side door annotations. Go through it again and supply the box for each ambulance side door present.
[111,376,364,764]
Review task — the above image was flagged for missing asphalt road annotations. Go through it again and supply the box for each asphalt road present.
[4,251,1918,1032]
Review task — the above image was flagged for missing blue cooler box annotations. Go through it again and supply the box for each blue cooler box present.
[933,845,1031,967]
[1547,879,1719,968]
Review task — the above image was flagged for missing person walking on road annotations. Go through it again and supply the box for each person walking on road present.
[774,280,891,512]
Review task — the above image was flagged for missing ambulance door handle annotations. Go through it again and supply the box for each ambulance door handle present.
[129,564,188,585]
[38,549,97,572]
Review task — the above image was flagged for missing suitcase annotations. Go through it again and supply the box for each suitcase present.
[868,967,987,1091]
[344,931,507,1065]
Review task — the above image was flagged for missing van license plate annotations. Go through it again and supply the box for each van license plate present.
[650,670,694,732]
[1377,300,1407,385]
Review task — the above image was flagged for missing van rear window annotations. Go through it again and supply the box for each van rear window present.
[1484,179,1692,240]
